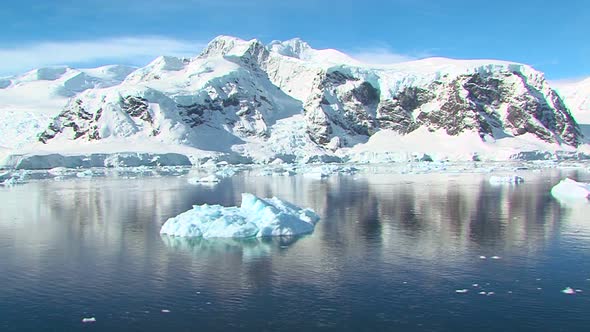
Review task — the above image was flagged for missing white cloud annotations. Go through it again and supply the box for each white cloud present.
[549,77,589,87]
[0,36,206,76]
[349,47,416,65]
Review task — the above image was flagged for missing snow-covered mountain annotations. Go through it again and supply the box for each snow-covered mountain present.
[0,65,136,150]
[553,77,590,139]
[1,36,587,168]
[554,78,590,123]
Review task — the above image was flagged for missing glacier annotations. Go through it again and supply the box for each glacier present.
[2,152,192,169]
[160,193,320,238]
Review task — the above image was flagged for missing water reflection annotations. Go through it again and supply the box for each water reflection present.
[2,169,589,269]
[160,235,302,262]
[1,168,590,331]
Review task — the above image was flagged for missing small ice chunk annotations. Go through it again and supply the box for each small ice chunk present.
[478,291,486,295]
[303,171,329,180]
[455,289,469,294]
[160,193,320,238]
[187,174,221,184]
[576,289,583,293]
[472,284,479,287]
[161,309,171,313]
[491,256,501,260]
[562,287,576,294]
[82,317,96,323]
[479,256,487,259]
[76,170,94,178]
[551,178,590,200]
[486,292,495,296]
[489,175,524,185]
[215,168,237,179]
[48,167,70,176]
[1,177,21,186]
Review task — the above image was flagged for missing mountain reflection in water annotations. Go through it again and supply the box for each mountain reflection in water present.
[0,167,589,332]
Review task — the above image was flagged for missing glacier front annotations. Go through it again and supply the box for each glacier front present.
[160,193,320,238]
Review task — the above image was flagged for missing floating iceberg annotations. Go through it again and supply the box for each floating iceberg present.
[489,175,524,184]
[215,167,238,179]
[160,193,320,238]
[302,165,359,180]
[0,170,30,186]
[551,178,590,200]
[76,169,94,178]
[1,177,21,187]
[561,287,576,295]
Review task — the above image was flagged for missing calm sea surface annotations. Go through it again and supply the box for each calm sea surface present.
[1,167,590,331]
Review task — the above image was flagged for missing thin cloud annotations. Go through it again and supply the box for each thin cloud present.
[0,36,206,76]
[350,47,416,64]
[549,77,589,87]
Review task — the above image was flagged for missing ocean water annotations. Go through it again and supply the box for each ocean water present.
[1,167,590,331]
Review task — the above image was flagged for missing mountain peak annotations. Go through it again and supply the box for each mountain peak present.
[199,35,264,58]
[19,66,71,82]
[267,38,312,59]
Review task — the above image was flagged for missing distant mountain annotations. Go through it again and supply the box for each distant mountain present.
[553,77,590,139]
[0,65,136,149]
[554,78,590,123]
[0,36,586,167]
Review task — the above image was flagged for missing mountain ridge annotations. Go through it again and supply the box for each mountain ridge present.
[1,36,588,168]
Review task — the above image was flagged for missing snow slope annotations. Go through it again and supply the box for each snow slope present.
[554,78,590,124]
[0,36,587,168]
[553,78,590,140]
[0,65,136,150]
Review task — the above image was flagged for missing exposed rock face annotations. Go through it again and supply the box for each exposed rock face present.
[39,95,159,142]
[39,99,99,143]
[303,69,581,147]
[303,70,381,145]
[376,87,432,134]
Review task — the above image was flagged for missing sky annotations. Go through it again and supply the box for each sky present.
[0,0,588,80]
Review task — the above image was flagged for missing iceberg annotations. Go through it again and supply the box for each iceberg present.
[551,178,590,200]
[76,169,94,178]
[562,287,576,295]
[160,193,320,238]
[215,167,238,178]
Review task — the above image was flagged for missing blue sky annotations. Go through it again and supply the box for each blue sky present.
[0,0,588,80]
